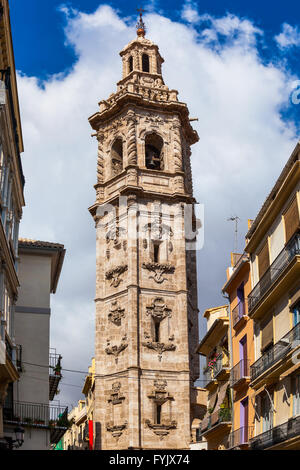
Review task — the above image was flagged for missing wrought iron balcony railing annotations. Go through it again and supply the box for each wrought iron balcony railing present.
[49,350,62,401]
[248,232,300,314]
[202,407,232,435]
[250,415,300,450]
[203,355,230,387]
[232,300,247,327]
[229,426,254,448]
[250,321,300,382]
[3,401,68,427]
[230,359,250,388]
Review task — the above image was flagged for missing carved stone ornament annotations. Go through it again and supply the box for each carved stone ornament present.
[142,339,176,361]
[143,219,173,241]
[105,335,128,363]
[105,264,128,287]
[108,382,125,405]
[106,226,126,251]
[142,262,175,284]
[146,298,172,322]
[145,419,177,440]
[108,301,125,326]
[106,421,128,440]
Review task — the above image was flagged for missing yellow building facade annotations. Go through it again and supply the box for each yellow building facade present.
[245,143,300,450]
[197,306,232,449]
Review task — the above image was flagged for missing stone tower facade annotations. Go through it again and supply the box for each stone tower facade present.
[88,18,200,450]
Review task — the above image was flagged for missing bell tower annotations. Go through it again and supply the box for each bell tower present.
[88,13,200,450]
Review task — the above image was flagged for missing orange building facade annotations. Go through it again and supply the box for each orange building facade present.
[222,252,255,449]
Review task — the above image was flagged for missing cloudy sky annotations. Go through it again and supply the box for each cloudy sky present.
[9,0,300,408]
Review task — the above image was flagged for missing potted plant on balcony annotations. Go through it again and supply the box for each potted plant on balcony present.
[23,417,33,426]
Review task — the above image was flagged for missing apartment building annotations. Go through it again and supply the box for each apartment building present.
[197,306,232,449]
[3,239,68,450]
[245,143,300,450]
[0,0,25,449]
[222,252,255,449]
[64,358,95,450]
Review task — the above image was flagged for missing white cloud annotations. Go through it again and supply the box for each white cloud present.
[275,22,300,49]
[181,1,201,24]
[16,5,298,404]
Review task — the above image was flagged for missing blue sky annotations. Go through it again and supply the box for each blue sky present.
[8,1,300,406]
[10,0,300,79]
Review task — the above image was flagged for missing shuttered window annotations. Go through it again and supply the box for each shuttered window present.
[284,197,300,243]
[257,241,270,279]
[261,314,273,352]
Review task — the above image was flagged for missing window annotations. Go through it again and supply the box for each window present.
[111,138,123,176]
[128,56,133,73]
[153,241,160,263]
[292,301,300,327]
[261,393,273,432]
[284,197,300,244]
[292,375,300,417]
[155,404,162,424]
[154,321,160,342]
[142,53,150,72]
[145,133,163,170]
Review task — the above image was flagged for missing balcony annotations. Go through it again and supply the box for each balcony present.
[49,350,62,401]
[3,401,69,445]
[0,69,25,187]
[201,407,232,438]
[203,355,230,390]
[248,232,300,318]
[232,301,248,329]
[250,415,300,450]
[250,322,300,383]
[230,359,250,389]
[229,426,254,449]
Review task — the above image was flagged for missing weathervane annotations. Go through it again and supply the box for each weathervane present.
[136,7,146,36]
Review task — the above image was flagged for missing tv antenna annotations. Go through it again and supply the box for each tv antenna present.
[227,216,240,253]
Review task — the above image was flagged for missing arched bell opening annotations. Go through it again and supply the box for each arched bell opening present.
[145,133,164,170]
[128,55,133,73]
[142,53,150,73]
[111,138,123,176]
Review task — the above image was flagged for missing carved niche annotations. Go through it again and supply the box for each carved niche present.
[106,382,127,441]
[145,379,177,440]
[143,297,176,361]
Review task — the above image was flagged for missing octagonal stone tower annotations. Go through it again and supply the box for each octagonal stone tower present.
[88,17,200,450]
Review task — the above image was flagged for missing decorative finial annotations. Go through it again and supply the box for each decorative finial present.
[136,8,146,37]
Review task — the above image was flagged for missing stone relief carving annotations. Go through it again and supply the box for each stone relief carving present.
[146,298,172,322]
[142,262,175,284]
[142,334,176,361]
[145,420,177,440]
[96,133,105,184]
[108,301,125,326]
[105,335,128,363]
[106,421,128,440]
[125,112,137,165]
[172,118,183,172]
[105,264,128,287]
[145,379,176,440]
[108,381,125,405]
